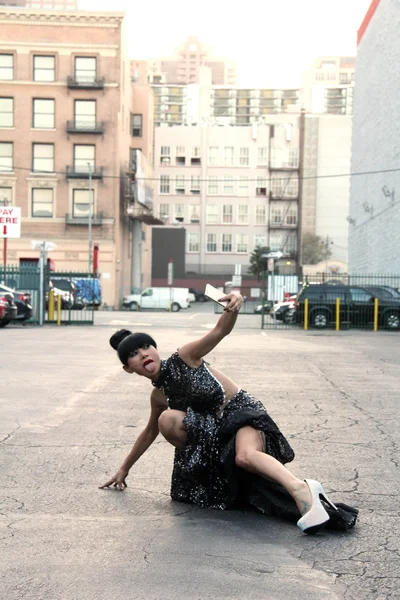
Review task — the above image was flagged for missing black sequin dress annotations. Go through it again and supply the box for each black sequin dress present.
[153,352,358,531]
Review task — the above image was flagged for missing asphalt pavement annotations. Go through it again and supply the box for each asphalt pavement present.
[1,307,399,600]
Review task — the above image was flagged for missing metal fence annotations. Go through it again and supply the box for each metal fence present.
[213,273,400,332]
[0,266,96,326]
[260,273,400,331]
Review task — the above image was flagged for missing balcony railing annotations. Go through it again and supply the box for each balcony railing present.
[65,213,104,226]
[66,166,103,180]
[67,75,105,89]
[269,221,298,229]
[66,120,105,134]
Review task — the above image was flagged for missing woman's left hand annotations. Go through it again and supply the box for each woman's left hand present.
[219,292,243,312]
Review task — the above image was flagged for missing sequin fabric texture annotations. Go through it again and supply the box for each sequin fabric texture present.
[153,352,295,510]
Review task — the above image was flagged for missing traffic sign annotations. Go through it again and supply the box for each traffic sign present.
[0,207,21,238]
[232,274,242,286]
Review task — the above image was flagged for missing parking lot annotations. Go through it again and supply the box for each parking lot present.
[1,310,399,599]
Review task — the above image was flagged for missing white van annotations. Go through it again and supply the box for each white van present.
[122,287,190,312]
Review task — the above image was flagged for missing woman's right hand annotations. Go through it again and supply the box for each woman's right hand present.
[98,468,129,491]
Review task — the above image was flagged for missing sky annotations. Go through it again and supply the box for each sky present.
[79,0,372,87]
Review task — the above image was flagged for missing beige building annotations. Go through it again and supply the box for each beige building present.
[301,56,355,115]
[150,36,237,86]
[153,118,302,276]
[0,7,157,307]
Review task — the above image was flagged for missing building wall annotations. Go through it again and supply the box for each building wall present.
[0,8,130,306]
[349,0,400,273]
[153,119,301,276]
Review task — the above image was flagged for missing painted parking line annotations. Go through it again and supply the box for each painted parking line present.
[108,320,152,326]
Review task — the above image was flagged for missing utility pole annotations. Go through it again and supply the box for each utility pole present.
[324,234,333,275]
[88,162,93,273]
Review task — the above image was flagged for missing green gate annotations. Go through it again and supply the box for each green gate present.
[0,266,97,325]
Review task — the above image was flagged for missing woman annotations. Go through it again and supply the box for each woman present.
[100,292,358,534]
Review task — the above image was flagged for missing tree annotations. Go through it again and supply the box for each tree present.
[301,233,332,265]
[248,246,270,280]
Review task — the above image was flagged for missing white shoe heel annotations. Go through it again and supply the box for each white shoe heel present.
[297,479,338,535]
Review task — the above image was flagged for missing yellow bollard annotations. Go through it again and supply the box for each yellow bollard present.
[374,298,378,331]
[336,297,340,331]
[304,298,309,331]
[57,294,62,326]
[48,289,54,321]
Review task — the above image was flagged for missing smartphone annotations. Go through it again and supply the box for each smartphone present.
[205,284,228,307]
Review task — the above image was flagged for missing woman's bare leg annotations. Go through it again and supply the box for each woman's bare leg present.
[158,409,187,450]
[235,426,312,515]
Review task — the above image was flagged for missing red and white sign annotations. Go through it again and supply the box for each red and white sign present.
[0,207,21,239]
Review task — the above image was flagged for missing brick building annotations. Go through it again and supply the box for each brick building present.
[0,7,156,306]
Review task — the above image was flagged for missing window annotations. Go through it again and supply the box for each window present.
[286,206,298,225]
[188,232,200,252]
[0,142,13,172]
[207,233,217,253]
[74,100,96,129]
[224,146,234,166]
[33,143,54,173]
[190,176,200,194]
[74,144,95,173]
[238,176,249,196]
[238,204,248,224]
[223,176,234,195]
[271,205,282,224]
[159,203,169,219]
[208,176,218,195]
[350,288,373,303]
[131,114,143,137]
[75,56,96,83]
[0,54,13,81]
[160,146,170,165]
[222,233,232,253]
[32,188,54,218]
[189,204,200,223]
[175,176,185,194]
[255,205,266,225]
[257,147,268,166]
[191,146,201,165]
[174,204,184,221]
[160,175,170,194]
[222,204,233,224]
[254,234,267,249]
[206,205,219,224]
[256,177,267,196]
[72,189,94,219]
[0,98,13,128]
[236,234,248,253]
[271,173,299,197]
[176,146,185,165]
[32,99,55,129]
[208,146,218,166]
[239,147,249,166]
[33,56,55,82]
[0,187,12,206]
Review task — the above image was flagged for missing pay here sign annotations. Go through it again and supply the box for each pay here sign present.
[0,206,21,238]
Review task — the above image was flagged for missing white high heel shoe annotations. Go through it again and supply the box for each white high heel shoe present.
[297,479,338,534]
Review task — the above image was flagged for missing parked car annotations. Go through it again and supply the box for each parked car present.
[271,295,297,323]
[0,289,18,327]
[188,291,196,304]
[293,284,400,329]
[122,287,190,312]
[189,288,208,302]
[0,284,32,323]
[49,278,84,309]
[254,300,274,314]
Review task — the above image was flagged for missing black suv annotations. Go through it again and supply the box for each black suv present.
[294,284,400,330]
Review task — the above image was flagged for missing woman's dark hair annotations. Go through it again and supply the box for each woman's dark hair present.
[109,329,157,365]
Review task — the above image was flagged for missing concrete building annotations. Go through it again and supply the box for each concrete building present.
[0,7,158,306]
[0,0,77,8]
[301,56,355,116]
[153,117,302,277]
[149,36,237,86]
[349,0,399,273]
